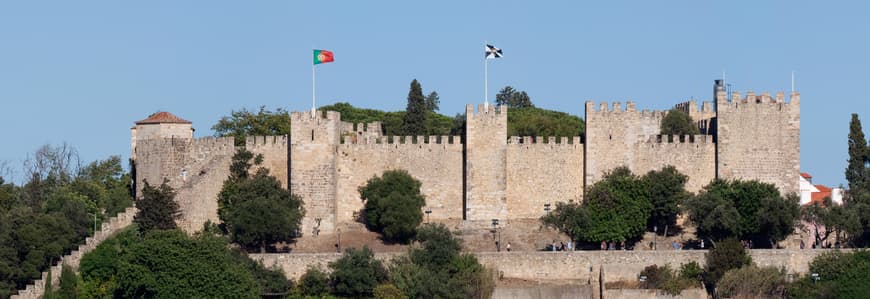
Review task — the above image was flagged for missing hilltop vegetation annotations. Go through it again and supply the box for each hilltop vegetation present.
[213,81,585,141]
[0,145,133,298]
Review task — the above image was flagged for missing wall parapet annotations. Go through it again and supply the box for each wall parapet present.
[638,134,713,144]
[342,135,462,145]
[726,91,800,106]
[246,135,289,147]
[585,101,668,120]
[508,136,583,145]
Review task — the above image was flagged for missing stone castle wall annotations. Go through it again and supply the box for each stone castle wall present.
[717,91,801,195]
[336,135,464,225]
[133,137,234,233]
[133,86,800,234]
[250,249,832,283]
[246,135,290,188]
[465,104,509,221]
[506,136,584,218]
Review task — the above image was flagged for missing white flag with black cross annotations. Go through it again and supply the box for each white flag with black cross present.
[485,44,503,59]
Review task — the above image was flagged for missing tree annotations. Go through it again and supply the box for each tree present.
[581,167,651,243]
[329,246,387,298]
[704,238,751,289]
[425,91,440,112]
[541,201,590,242]
[789,251,870,298]
[660,109,700,138]
[359,170,425,243]
[496,85,533,108]
[685,179,797,247]
[374,283,407,299]
[113,230,259,298]
[391,224,494,299]
[133,179,180,233]
[218,150,304,252]
[716,266,787,298]
[298,267,330,296]
[643,166,689,233]
[403,79,427,135]
[845,113,868,195]
[507,107,585,138]
[212,106,292,146]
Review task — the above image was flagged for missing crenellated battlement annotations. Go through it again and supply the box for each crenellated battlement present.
[725,91,800,106]
[674,100,715,115]
[508,136,583,146]
[586,101,669,121]
[638,134,713,144]
[246,135,288,148]
[466,103,508,119]
[341,135,463,146]
[291,110,342,122]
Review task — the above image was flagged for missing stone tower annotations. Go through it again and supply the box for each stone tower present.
[464,104,508,221]
[130,111,194,160]
[714,81,801,195]
[289,110,342,235]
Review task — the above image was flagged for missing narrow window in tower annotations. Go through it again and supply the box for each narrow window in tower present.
[311,130,315,141]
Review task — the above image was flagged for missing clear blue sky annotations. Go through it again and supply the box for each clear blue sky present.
[1,1,867,187]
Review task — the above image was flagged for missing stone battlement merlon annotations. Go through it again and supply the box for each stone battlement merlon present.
[246,135,289,147]
[341,135,462,145]
[466,103,508,118]
[724,91,800,105]
[508,136,583,145]
[586,101,669,120]
[674,100,715,114]
[638,134,712,144]
[290,110,341,122]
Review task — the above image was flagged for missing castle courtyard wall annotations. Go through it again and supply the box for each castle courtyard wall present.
[631,135,716,193]
[335,135,464,225]
[506,137,584,218]
[246,135,290,188]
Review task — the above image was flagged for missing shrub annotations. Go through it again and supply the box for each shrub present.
[716,266,787,298]
[298,267,330,296]
[359,170,425,243]
[374,283,407,299]
[329,247,388,297]
[704,238,751,287]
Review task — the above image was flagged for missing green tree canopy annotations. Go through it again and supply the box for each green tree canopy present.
[581,167,652,242]
[328,246,388,298]
[685,179,798,247]
[425,91,440,112]
[113,230,260,298]
[391,224,494,299]
[212,106,292,146]
[660,109,700,137]
[643,166,690,232]
[403,79,427,135]
[134,179,180,233]
[218,149,305,252]
[507,107,585,138]
[703,238,751,289]
[359,170,425,243]
[495,85,533,108]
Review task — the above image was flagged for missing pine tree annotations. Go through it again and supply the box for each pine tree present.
[846,114,869,195]
[134,179,180,233]
[403,79,427,135]
[425,91,440,112]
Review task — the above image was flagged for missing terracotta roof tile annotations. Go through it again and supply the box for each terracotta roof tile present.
[809,184,832,206]
[800,172,812,179]
[135,112,192,125]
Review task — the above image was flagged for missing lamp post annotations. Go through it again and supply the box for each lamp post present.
[544,203,551,214]
[811,273,820,284]
[491,219,500,252]
[337,228,341,253]
[425,208,432,224]
[653,225,658,250]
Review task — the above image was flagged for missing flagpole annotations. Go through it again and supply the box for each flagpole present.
[484,41,489,110]
[312,61,316,118]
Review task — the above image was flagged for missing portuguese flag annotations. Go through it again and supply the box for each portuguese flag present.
[313,49,334,65]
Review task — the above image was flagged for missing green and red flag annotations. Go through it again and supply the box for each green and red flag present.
[313,49,334,65]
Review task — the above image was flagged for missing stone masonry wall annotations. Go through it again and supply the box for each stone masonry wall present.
[11,207,138,299]
[290,110,341,235]
[584,101,666,186]
[250,249,833,283]
[134,137,234,233]
[631,135,716,193]
[246,135,289,188]
[465,104,509,221]
[336,135,464,225]
[506,136,584,219]
[717,91,800,195]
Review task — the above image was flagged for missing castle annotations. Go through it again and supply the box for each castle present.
[131,80,800,234]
